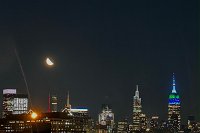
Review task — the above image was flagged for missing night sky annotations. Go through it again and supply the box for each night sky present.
[0,1,199,123]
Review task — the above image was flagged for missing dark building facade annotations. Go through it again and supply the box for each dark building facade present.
[0,112,91,133]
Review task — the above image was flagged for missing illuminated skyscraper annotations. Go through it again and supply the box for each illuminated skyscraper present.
[13,94,28,115]
[2,89,28,118]
[168,74,181,132]
[48,92,58,112]
[51,95,58,112]
[133,85,142,131]
[2,89,16,117]
[98,104,115,132]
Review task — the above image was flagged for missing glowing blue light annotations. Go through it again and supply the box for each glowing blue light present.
[169,98,180,104]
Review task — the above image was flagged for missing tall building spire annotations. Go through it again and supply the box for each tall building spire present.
[135,85,139,97]
[172,73,177,93]
[168,73,181,132]
[133,85,141,109]
[66,91,71,109]
[62,91,72,113]
[136,85,138,91]
[133,85,142,131]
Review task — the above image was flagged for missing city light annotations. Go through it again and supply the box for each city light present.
[31,112,38,119]
[0,1,197,132]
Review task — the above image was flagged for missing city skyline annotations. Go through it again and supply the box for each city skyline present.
[0,75,199,132]
[0,73,196,124]
[0,0,199,124]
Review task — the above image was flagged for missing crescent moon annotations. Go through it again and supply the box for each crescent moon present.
[46,58,54,66]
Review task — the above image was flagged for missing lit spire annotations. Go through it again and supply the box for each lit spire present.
[135,85,140,97]
[172,73,177,93]
[133,84,142,114]
[66,91,71,109]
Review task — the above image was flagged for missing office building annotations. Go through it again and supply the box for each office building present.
[2,89,16,117]
[12,94,28,115]
[51,95,57,112]
[187,115,197,132]
[149,116,159,131]
[168,74,181,132]
[0,112,90,132]
[98,104,114,132]
[140,113,147,131]
[133,85,142,131]
[2,89,28,118]
[117,119,128,133]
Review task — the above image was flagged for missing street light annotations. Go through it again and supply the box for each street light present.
[31,112,38,119]
[28,110,38,119]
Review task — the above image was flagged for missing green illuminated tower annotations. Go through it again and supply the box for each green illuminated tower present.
[168,73,181,132]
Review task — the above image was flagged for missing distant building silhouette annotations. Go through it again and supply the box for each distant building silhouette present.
[51,95,58,112]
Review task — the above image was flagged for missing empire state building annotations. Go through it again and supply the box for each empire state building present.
[168,73,181,132]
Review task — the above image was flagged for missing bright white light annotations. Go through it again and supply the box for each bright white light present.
[71,109,88,112]
[46,58,54,66]
[3,89,16,94]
